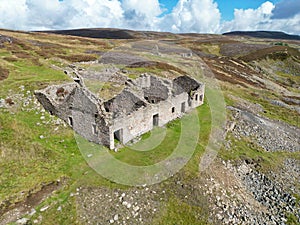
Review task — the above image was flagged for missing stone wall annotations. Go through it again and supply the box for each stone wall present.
[34,83,77,117]
[69,88,101,144]
[109,88,204,149]
[35,74,205,150]
[35,84,111,147]
[173,75,201,95]
[143,76,169,104]
[104,90,147,119]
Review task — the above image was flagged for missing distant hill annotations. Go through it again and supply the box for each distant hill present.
[38,28,178,40]
[39,28,136,39]
[40,29,300,41]
[223,31,300,41]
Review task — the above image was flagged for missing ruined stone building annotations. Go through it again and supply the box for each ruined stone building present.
[35,73,205,149]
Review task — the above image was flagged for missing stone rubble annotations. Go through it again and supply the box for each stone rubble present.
[2,86,299,225]
[228,106,300,152]
[198,159,300,225]
[0,87,68,130]
[76,186,165,224]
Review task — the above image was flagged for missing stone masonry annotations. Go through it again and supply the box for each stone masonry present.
[35,73,205,149]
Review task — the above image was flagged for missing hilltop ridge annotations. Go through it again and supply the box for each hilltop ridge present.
[223,30,300,40]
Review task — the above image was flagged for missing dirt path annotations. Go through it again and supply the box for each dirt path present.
[0,181,61,225]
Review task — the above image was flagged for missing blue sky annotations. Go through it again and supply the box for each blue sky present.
[159,0,281,20]
[214,0,281,20]
[0,0,299,34]
[159,0,178,14]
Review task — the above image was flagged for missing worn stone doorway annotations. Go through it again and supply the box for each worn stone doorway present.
[68,117,73,127]
[181,102,186,113]
[114,129,123,143]
[153,114,159,126]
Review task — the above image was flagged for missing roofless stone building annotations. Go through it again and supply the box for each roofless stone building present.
[35,73,204,149]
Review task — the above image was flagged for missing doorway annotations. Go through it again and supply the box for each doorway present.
[181,102,186,113]
[68,117,73,127]
[200,94,203,102]
[153,114,159,126]
[114,128,123,143]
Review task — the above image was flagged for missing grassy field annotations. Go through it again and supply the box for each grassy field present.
[109,99,211,173]
[153,197,208,225]
[0,41,213,224]
[0,30,112,223]
[0,80,212,224]
[1,29,299,224]
[222,84,300,127]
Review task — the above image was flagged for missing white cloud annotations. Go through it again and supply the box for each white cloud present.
[267,14,300,34]
[122,0,162,18]
[0,0,125,31]
[68,0,124,29]
[0,0,299,34]
[25,0,72,30]
[160,0,221,33]
[0,0,28,30]
[219,1,300,34]
[272,0,300,19]
[121,0,162,30]
[0,0,221,32]
[220,1,275,32]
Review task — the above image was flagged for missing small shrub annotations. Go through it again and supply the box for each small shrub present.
[56,87,65,97]
[274,42,288,46]
[0,66,9,80]
[3,56,18,62]
[58,54,98,62]
[5,98,14,105]
[56,87,69,97]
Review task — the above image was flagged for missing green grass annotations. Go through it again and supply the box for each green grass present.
[199,44,220,56]
[0,105,120,223]
[111,121,181,166]
[125,66,163,74]
[0,32,185,223]
[220,84,300,171]
[35,197,80,225]
[219,133,299,172]
[1,29,299,224]
[259,100,299,127]
[128,73,139,79]
[223,85,300,127]
[286,213,299,225]
[84,79,105,94]
[0,60,72,97]
[110,100,211,172]
[86,81,124,100]
[0,54,107,212]
[275,71,300,91]
[0,109,81,203]
[0,51,11,57]
[153,197,209,225]
[181,99,212,177]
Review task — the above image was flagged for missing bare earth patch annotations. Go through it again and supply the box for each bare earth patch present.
[0,66,9,81]
[0,181,62,225]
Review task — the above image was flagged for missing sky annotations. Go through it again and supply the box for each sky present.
[0,0,299,34]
